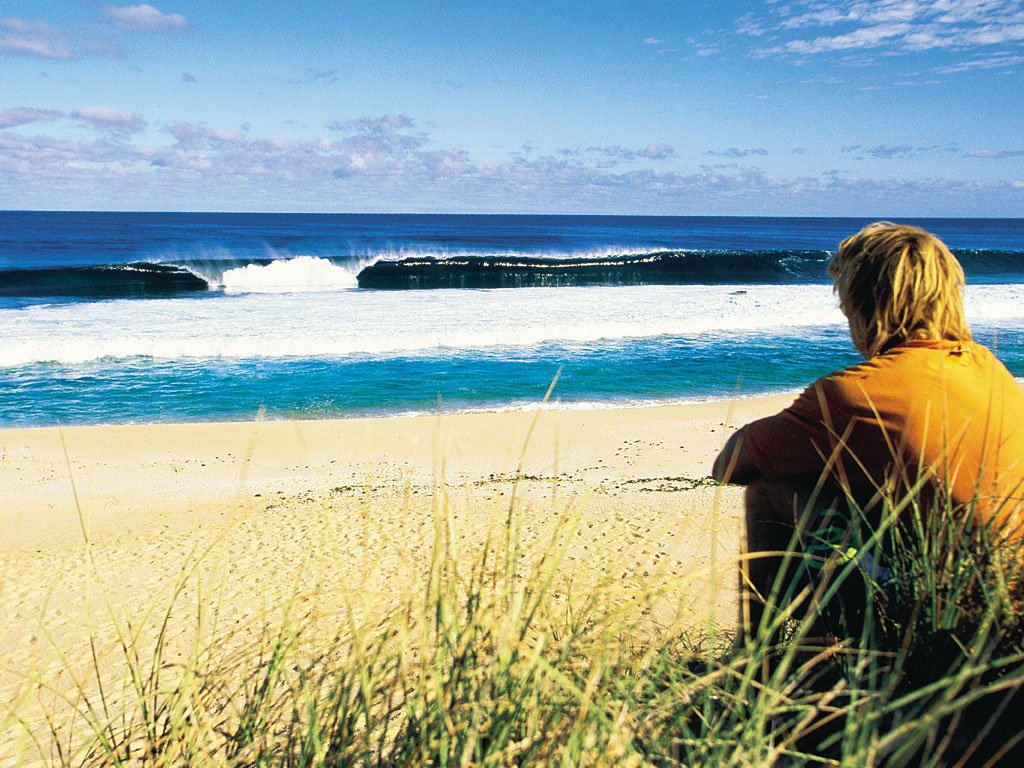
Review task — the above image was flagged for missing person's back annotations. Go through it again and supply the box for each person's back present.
[740,337,1024,531]
[713,222,1024,638]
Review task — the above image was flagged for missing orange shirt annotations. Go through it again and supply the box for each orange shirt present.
[742,340,1024,533]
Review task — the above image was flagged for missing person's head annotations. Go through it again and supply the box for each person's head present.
[828,222,971,357]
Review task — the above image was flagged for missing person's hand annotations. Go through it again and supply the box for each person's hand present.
[712,428,759,484]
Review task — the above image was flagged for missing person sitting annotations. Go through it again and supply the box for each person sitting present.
[712,222,1024,641]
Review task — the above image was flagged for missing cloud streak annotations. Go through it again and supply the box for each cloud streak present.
[705,147,769,158]
[72,107,148,136]
[841,143,962,159]
[965,148,1024,158]
[287,68,339,86]
[0,17,71,59]
[584,144,676,162]
[100,5,189,33]
[936,52,1024,72]
[0,107,64,129]
[739,1,1024,60]
[1,6,189,61]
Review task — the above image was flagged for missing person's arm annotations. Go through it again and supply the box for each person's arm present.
[714,377,846,486]
[712,427,760,485]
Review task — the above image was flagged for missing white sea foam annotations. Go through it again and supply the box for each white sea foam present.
[165,245,822,295]
[429,390,807,417]
[196,246,680,293]
[2,283,1023,368]
[218,256,360,292]
[963,284,1024,320]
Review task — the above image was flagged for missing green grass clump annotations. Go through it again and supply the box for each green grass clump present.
[7,478,1024,767]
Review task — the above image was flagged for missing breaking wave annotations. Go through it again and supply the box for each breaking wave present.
[2,247,1020,300]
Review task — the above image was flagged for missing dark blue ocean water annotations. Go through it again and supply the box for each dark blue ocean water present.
[1,213,1022,427]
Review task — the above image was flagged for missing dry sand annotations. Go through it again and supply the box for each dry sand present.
[0,394,792,762]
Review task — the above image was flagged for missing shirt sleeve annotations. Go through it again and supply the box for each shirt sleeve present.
[742,377,851,481]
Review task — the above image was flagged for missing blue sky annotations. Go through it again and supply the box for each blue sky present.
[1,1,1023,215]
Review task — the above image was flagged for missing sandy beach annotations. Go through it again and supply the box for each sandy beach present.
[0,394,792,762]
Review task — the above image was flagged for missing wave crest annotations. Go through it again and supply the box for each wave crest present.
[219,256,359,292]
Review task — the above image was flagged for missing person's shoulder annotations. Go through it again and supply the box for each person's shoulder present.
[964,340,1024,394]
[802,348,913,405]
[831,339,962,379]
[897,339,1010,378]
[961,339,1009,366]
[808,356,880,391]
[788,365,862,412]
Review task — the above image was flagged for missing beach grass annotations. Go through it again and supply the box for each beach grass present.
[5,469,1024,768]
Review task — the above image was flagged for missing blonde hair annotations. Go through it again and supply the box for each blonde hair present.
[828,222,971,357]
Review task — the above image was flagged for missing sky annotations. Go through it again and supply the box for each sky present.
[1,0,1023,215]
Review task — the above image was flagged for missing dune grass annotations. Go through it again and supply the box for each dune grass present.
[4,471,1024,767]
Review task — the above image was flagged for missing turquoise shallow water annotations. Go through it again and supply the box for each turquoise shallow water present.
[3,324,1023,428]
[2,213,1022,427]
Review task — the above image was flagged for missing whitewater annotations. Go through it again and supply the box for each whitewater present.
[3,278,1024,368]
[2,213,1022,426]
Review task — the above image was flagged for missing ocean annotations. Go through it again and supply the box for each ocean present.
[1,212,1022,428]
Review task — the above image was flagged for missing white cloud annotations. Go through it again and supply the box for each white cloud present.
[965,148,1024,157]
[287,68,339,86]
[1,6,190,61]
[936,51,1024,71]
[583,144,675,163]
[0,107,64,128]
[841,143,962,159]
[705,147,769,158]
[643,37,664,44]
[0,132,174,171]
[166,120,245,149]
[742,0,1024,59]
[779,7,853,30]
[693,42,720,57]
[0,17,71,59]
[326,115,429,163]
[101,4,189,33]
[735,13,767,37]
[72,107,148,136]
[329,114,417,133]
[638,143,675,160]
[862,144,916,158]
[1,113,1021,215]
[780,22,913,54]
